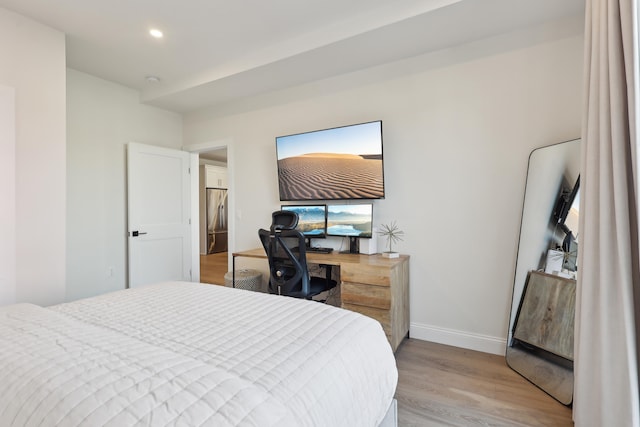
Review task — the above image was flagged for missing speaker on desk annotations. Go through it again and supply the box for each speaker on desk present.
[359,237,377,255]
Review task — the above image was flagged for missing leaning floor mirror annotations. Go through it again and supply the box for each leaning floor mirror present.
[506,139,580,405]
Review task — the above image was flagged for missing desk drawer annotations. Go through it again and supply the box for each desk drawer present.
[342,303,390,335]
[341,266,391,286]
[341,282,391,309]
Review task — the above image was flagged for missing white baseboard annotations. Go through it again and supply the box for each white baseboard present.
[410,322,507,355]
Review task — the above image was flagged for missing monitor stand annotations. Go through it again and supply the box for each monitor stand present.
[348,236,359,254]
[304,237,313,249]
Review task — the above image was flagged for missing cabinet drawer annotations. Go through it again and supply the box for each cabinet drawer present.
[341,282,391,309]
[341,266,391,286]
[342,303,391,335]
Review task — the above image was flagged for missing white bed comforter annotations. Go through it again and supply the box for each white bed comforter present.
[0,282,397,427]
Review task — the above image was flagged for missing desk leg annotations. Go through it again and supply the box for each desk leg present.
[232,255,236,288]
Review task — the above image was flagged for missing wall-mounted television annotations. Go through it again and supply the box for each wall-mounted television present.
[551,175,580,266]
[276,121,385,201]
[552,176,580,227]
[280,204,327,240]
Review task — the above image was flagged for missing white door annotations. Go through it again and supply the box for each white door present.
[127,142,191,288]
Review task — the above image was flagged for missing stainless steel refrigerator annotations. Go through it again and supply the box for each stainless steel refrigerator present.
[206,188,228,253]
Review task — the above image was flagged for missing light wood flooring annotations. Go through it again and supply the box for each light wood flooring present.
[200,252,228,285]
[395,339,573,426]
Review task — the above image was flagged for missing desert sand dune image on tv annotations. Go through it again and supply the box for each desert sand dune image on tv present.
[276,121,385,201]
[278,153,383,200]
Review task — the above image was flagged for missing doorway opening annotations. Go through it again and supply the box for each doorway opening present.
[198,146,229,286]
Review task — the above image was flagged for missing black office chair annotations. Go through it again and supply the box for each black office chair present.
[259,210,337,300]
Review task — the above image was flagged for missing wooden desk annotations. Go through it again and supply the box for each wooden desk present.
[233,248,410,351]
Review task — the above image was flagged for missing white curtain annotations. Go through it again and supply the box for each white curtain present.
[575,0,640,425]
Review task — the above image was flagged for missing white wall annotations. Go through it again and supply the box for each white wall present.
[66,69,183,302]
[184,20,584,354]
[0,8,66,306]
[0,86,16,305]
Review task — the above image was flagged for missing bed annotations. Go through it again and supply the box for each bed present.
[0,282,398,426]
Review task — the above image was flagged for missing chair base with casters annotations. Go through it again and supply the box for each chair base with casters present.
[259,210,337,301]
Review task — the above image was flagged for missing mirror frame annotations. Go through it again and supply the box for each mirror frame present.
[506,138,580,405]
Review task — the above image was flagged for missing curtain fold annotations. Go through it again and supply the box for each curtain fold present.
[575,0,640,425]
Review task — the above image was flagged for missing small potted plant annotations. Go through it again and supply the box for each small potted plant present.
[378,221,404,258]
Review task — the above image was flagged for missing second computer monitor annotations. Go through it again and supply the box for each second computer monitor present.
[326,204,373,238]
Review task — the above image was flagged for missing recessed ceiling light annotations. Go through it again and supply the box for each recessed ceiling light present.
[149,29,163,38]
[145,75,161,83]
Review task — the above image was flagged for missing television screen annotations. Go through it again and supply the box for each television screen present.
[276,121,385,201]
[280,204,327,237]
[327,204,373,238]
[552,176,580,226]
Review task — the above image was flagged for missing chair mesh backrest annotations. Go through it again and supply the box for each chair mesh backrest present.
[259,211,311,296]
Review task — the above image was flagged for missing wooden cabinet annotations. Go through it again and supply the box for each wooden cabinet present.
[340,255,410,352]
[203,164,227,189]
[513,271,575,360]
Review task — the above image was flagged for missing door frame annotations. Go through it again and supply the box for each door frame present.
[183,138,234,282]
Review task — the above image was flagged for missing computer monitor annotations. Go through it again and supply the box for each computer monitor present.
[327,204,373,253]
[280,204,327,247]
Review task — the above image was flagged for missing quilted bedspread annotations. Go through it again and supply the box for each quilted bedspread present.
[0,282,397,426]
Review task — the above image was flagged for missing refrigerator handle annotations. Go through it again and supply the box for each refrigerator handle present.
[219,203,225,229]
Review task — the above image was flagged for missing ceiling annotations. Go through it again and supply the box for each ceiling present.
[0,0,585,113]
